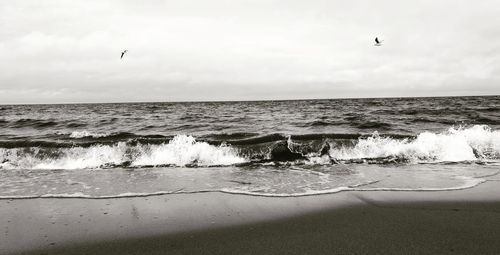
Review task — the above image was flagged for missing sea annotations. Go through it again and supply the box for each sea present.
[0,96,499,198]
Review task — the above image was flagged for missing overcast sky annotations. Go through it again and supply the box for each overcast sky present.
[1,0,499,104]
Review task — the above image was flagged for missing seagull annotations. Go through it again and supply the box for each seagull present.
[120,50,128,59]
[374,37,383,46]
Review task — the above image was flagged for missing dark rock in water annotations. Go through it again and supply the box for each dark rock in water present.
[318,143,340,164]
[472,148,482,158]
[320,143,331,156]
[270,141,305,161]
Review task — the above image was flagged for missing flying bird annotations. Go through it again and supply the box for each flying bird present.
[120,50,128,59]
[374,37,383,46]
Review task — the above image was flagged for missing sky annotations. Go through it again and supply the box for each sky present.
[1,0,499,104]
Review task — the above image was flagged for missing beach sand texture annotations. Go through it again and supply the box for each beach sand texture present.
[2,181,500,255]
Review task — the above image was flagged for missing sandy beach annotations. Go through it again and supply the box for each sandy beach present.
[2,180,499,255]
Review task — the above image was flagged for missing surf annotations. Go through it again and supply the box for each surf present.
[0,125,499,170]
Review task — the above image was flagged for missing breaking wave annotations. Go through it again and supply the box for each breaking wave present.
[0,135,246,169]
[327,125,500,163]
[0,125,499,170]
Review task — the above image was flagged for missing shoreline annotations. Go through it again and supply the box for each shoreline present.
[2,181,500,255]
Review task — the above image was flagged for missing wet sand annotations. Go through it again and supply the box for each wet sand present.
[2,181,500,255]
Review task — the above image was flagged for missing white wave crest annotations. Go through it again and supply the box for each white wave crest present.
[329,125,500,162]
[69,130,109,138]
[132,135,246,167]
[0,135,246,170]
[0,143,129,170]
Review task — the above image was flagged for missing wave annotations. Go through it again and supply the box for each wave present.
[326,125,500,162]
[69,130,110,138]
[0,135,246,170]
[66,131,169,141]
[0,126,499,170]
[13,118,59,128]
[131,135,245,167]
[0,118,88,129]
[0,132,172,149]
[219,177,486,197]
[0,178,486,199]
[0,132,409,148]
[355,121,392,130]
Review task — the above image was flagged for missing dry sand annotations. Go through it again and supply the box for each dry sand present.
[2,181,500,255]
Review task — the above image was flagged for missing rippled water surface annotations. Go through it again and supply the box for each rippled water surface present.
[1,96,499,197]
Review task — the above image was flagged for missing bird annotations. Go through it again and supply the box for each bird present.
[374,37,383,46]
[120,50,128,59]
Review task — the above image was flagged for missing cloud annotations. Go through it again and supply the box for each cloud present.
[0,0,499,103]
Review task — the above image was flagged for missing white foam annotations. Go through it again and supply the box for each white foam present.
[0,178,487,200]
[219,177,485,197]
[0,135,246,170]
[1,126,499,170]
[131,135,246,167]
[329,125,500,162]
[0,143,128,170]
[69,130,109,138]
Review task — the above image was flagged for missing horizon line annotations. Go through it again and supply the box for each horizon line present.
[1,93,498,106]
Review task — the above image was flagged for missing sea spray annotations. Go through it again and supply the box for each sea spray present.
[131,135,246,167]
[1,126,499,170]
[328,125,500,163]
[0,135,246,169]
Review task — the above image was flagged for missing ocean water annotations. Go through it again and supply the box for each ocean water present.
[0,96,499,198]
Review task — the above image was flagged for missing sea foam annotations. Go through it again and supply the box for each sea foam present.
[1,126,499,170]
[69,130,110,138]
[329,125,500,162]
[131,135,246,167]
[0,135,246,170]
